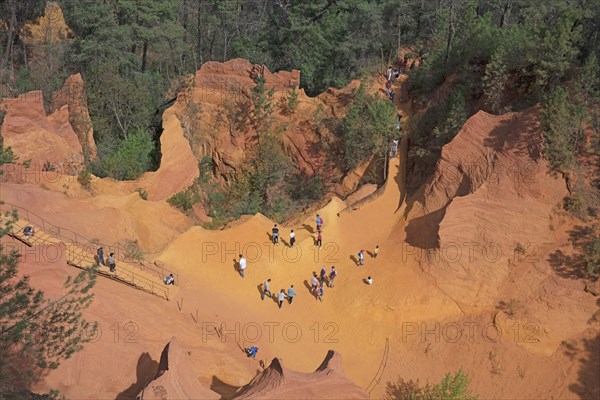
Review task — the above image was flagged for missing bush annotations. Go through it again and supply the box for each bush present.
[564,193,584,218]
[167,187,198,212]
[586,235,600,278]
[77,169,92,190]
[135,187,148,200]
[287,86,299,114]
[385,369,478,400]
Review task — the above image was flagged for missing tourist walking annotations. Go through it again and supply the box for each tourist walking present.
[289,229,296,248]
[316,231,322,248]
[386,66,392,82]
[328,266,336,288]
[278,289,286,309]
[262,278,272,300]
[272,224,279,245]
[239,254,247,279]
[287,285,296,304]
[317,283,324,302]
[97,246,105,267]
[108,252,116,272]
[320,266,327,284]
[316,214,323,232]
[366,276,373,285]
[374,245,380,258]
[311,273,319,295]
[357,249,365,266]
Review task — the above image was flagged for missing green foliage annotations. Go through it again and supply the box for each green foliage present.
[338,82,397,170]
[77,169,92,190]
[540,87,579,172]
[385,369,478,400]
[0,213,97,390]
[411,88,467,165]
[0,141,17,174]
[563,194,584,217]
[90,129,155,180]
[135,187,148,200]
[15,68,34,94]
[251,75,275,138]
[586,235,600,278]
[167,187,198,213]
[482,46,508,114]
[287,86,300,114]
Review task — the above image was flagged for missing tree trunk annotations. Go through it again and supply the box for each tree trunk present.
[196,0,203,64]
[444,0,456,65]
[1,0,18,84]
[397,11,402,57]
[500,1,511,28]
[141,41,148,72]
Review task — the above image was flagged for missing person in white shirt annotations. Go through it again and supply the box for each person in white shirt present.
[289,230,296,248]
[311,273,319,295]
[366,276,373,285]
[278,289,286,309]
[239,254,246,279]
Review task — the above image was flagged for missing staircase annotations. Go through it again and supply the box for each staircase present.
[0,202,177,301]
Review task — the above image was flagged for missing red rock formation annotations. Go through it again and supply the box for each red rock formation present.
[404,108,568,311]
[232,351,367,399]
[138,338,219,400]
[173,58,360,195]
[51,73,97,158]
[1,90,83,172]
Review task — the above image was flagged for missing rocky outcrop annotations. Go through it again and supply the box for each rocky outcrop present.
[51,73,97,158]
[232,351,367,399]
[19,1,73,46]
[173,58,359,195]
[137,107,199,201]
[405,108,568,310]
[0,90,83,172]
[138,338,219,400]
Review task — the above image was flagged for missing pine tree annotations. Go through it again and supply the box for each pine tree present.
[540,87,577,172]
[250,75,275,141]
[0,213,97,393]
[483,46,508,114]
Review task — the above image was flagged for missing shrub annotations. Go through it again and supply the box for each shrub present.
[77,169,92,190]
[167,187,198,212]
[586,235,600,278]
[287,86,299,114]
[135,187,148,200]
[385,369,478,400]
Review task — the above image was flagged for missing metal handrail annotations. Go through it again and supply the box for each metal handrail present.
[0,201,178,285]
[2,211,170,300]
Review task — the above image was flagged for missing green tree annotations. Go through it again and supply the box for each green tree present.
[338,82,397,170]
[250,75,275,140]
[586,235,600,278]
[0,213,97,393]
[540,87,578,172]
[482,46,508,114]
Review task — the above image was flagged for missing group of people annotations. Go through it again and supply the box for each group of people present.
[261,278,297,309]
[96,247,116,272]
[385,65,401,103]
[271,224,297,248]
[310,265,338,302]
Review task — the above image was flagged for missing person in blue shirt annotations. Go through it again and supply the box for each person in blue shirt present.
[97,247,106,267]
[246,346,259,358]
[287,285,296,304]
